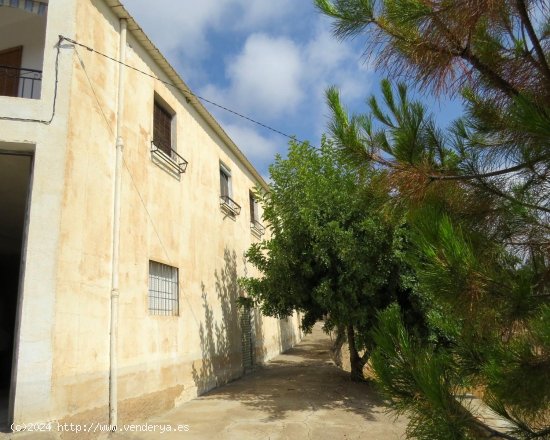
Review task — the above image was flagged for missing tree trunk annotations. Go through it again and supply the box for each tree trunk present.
[331,324,346,367]
[347,324,367,381]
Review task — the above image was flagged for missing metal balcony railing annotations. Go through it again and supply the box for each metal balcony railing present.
[220,195,241,216]
[151,142,189,174]
[0,65,42,99]
[251,219,265,236]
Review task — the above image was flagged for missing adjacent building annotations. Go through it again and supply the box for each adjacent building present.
[0,0,301,427]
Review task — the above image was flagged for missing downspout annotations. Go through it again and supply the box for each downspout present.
[110,17,127,429]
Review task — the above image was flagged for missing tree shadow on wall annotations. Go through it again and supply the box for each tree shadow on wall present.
[277,315,298,353]
[192,248,265,395]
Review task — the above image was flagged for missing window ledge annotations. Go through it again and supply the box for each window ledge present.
[251,220,265,237]
[220,195,241,216]
[151,142,188,175]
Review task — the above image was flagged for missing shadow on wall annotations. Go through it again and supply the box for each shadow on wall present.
[252,308,266,365]
[278,316,298,353]
[192,249,264,394]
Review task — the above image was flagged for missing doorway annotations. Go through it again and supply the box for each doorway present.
[0,150,32,429]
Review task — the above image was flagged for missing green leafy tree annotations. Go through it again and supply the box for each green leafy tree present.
[240,139,410,381]
[315,1,549,438]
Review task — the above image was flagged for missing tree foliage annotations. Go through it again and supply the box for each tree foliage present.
[316,1,549,439]
[240,140,411,380]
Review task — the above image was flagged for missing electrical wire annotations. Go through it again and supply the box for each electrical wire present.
[58,35,309,146]
[0,35,62,124]
[1,34,310,148]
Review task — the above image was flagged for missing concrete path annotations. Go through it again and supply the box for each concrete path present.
[110,323,406,440]
[2,324,406,439]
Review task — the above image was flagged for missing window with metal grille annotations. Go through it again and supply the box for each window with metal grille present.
[153,100,173,157]
[148,261,179,316]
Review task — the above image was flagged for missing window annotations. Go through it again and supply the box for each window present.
[148,261,179,316]
[220,164,231,198]
[153,99,174,157]
[219,163,241,215]
[249,191,265,235]
[249,192,258,222]
[151,96,188,174]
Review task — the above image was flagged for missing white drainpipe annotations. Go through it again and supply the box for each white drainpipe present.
[110,17,127,429]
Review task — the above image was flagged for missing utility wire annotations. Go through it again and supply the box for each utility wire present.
[1,34,310,148]
[59,35,309,146]
[74,48,114,135]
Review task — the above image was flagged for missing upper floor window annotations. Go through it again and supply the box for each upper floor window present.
[249,191,265,236]
[220,164,232,198]
[220,163,241,216]
[151,95,188,175]
[153,99,174,157]
[249,191,258,222]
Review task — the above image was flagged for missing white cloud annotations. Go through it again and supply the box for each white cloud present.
[196,17,374,174]
[233,0,295,30]
[124,2,375,175]
[304,21,372,104]
[305,24,353,70]
[202,34,305,118]
[124,0,296,61]
[222,122,280,165]
[126,0,225,58]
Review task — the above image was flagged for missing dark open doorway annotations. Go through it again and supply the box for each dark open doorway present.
[0,150,32,429]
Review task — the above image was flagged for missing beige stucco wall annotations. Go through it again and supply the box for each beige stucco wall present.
[2,0,301,426]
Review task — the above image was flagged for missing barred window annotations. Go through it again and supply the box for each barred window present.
[148,261,179,316]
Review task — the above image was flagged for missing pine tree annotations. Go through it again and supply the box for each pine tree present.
[316,1,549,438]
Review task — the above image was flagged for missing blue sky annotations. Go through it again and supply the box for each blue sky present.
[125,0,464,180]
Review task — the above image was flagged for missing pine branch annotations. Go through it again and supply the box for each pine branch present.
[515,0,550,84]
[473,179,550,214]
[428,156,550,181]
[461,49,521,98]
[373,14,521,98]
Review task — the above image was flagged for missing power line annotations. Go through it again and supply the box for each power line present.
[58,35,309,146]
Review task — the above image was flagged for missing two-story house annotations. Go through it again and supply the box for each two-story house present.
[0,0,301,428]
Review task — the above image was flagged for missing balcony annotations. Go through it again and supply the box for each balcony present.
[220,195,241,217]
[0,1,48,100]
[0,65,42,99]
